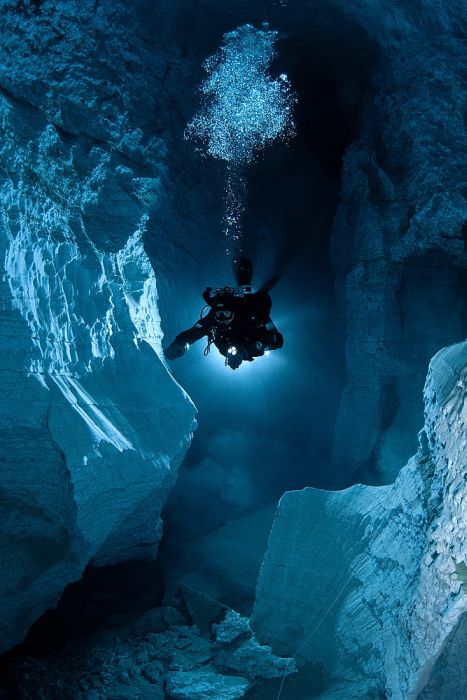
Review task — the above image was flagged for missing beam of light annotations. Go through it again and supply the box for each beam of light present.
[184,341,286,386]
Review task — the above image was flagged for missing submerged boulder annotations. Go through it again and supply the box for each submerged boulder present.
[180,584,229,633]
[166,669,250,700]
[213,610,297,681]
[252,340,467,698]
[213,610,252,646]
[215,637,295,680]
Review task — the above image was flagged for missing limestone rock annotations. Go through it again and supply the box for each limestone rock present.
[215,637,296,680]
[0,3,196,654]
[329,0,467,484]
[180,584,228,633]
[166,668,250,700]
[252,340,467,699]
[213,610,252,646]
[175,507,276,613]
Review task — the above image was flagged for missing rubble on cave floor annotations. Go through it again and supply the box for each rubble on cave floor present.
[0,607,296,700]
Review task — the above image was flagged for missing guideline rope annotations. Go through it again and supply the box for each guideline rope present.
[275,573,353,700]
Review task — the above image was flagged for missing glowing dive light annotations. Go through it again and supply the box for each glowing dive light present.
[265,350,270,356]
[185,343,190,350]
[227,346,237,355]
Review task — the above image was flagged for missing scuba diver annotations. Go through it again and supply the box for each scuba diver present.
[164,257,283,370]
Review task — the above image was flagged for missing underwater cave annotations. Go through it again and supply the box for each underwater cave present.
[0,1,466,699]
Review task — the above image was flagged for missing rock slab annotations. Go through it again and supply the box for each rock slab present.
[252,340,467,699]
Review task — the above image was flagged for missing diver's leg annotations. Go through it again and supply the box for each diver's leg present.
[233,257,253,286]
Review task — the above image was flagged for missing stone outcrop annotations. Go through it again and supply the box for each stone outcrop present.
[252,340,467,699]
[0,1,196,653]
[328,0,467,483]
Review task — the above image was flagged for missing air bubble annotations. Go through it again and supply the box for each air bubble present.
[185,24,296,253]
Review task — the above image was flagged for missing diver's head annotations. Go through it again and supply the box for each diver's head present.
[226,345,243,370]
[215,308,234,325]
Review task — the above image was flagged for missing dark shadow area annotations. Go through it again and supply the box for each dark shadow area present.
[0,560,163,662]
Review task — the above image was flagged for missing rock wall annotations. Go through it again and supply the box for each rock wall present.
[328,0,467,483]
[0,1,196,654]
[251,340,467,699]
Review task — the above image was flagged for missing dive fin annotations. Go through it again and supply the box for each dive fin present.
[258,275,282,294]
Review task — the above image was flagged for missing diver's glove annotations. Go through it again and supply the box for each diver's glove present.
[164,341,187,360]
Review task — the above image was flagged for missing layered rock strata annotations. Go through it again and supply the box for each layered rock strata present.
[329,0,467,483]
[252,340,467,699]
[0,1,196,653]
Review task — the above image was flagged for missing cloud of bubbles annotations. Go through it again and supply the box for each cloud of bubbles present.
[185,23,296,254]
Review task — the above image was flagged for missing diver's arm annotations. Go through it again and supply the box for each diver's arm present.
[164,321,208,360]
